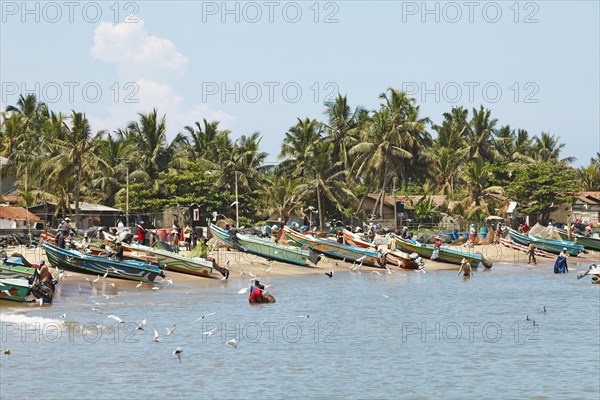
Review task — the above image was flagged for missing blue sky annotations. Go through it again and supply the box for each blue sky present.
[1,1,598,166]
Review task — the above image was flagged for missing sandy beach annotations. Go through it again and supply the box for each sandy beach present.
[4,241,598,284]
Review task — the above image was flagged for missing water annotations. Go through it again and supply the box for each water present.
[1,262,598,400]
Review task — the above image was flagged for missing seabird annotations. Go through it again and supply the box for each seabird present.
[166,324,176,336]
[227,339,238,349]
[103,271,109,279]
[60,313,67,318]
[238,288,248,294]
[152,286,160,291]
[92,275,100,284]
[136,281,143,289]
[382,295,390,300]
[3,349,10,355]
[108,315,125,323]
[37,298,43,306]
[137,319,146,331]
[173,348,183,363]
[370,271,382,276]
[195,313,216,322]
[325,271,333,278]
[297,314,309,318]
[153,329,161,342]
[203,328,218,337]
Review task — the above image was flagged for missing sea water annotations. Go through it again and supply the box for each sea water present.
[1,261,598,399]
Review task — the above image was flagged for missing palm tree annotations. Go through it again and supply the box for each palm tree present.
[43,111,108,224]
[464,106,499,161]
[533,132,575,164]
[278,118,323,176]
[458,159,504,220]
[182,119,231,165]
[125,109,185,180]
[262,174,302,221]
[295,141,356,228]
[322,94,363,170]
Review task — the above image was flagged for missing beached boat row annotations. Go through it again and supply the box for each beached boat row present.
[556,230,600,251]
[1,255,56,303]
[506,228,584,256]
[210,224,312,266]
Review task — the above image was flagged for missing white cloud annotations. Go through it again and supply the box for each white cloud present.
[91,20,188,78]
[89,21,235,141]
[88,79,235,140]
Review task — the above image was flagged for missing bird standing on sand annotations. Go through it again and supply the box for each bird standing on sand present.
[136,281,143,289]
[173,348,183,363]
[92,275,100,284]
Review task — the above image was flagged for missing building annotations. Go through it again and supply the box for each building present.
[28,202,122,229]
[359,193,448,226]
[0,205,42,229]
[549,191,600,224]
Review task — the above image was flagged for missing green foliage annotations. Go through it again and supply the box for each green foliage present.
[505,162,578,220]
[412,197,442,223]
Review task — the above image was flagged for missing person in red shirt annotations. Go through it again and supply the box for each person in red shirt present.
[137,221,148,245]
[248,287,262,303]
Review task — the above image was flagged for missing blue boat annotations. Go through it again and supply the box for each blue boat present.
[506,228,584,256]
[42,242,164,282]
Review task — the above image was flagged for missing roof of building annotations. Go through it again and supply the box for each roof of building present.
[0,205,42,221]
[365,194,448,210]
[29,201,121,213]
[577,192,600,205]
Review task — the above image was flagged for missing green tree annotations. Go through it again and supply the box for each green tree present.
[506,162,578,222]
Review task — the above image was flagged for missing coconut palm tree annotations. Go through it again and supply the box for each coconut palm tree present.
[322,94,363,170]
[125,109,185,180]
[533,132,575,164]
[182,119,231,165]
[295,140,356,228]
[464,106,499,161]
[278,118,323,176]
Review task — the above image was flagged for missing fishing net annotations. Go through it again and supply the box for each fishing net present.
[529,223,562,240]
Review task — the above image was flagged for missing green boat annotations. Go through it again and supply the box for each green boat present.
[391,235,492,268]
[0,277,32,302]
[210,224,311,266]
[557,230,600,251]
[1,254,38,280]
[126,243,221,278]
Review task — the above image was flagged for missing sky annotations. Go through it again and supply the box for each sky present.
[1,1,599,166]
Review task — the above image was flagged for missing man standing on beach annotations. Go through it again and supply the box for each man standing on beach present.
[527,243,537,265]
[137,221,148,245]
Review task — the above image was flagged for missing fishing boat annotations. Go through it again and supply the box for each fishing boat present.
[210,224,311,266]
[506,228,584,256]
[498,238,554,258]
[0,254,38,279]
[284,227,380,266]
[391,235,492,268]
[125,242,223,278]
[556,230,600,252]
[0,257,57,303]
[0,278,31,302]
[342,229,423,269]
[42,242,164,282]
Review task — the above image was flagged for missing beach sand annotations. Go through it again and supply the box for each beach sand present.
[4,241,598,283]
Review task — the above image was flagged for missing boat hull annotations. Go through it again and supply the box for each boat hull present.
[0,278,31,302]
[557,231,600,251]
[126,243,214,277]
[392,236,487,268]
[285,227,380,266]
[42,242,162,282]
[507,228,584,256]
[210,224,309,266]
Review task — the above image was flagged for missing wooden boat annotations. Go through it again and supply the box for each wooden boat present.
[42,242,164,282]
[210,224,311,266]
[0,278,31,302]
[125,243,222,278]
[88,243,161,266]
[1,254,38,279]
[498,238,554,258]
[557,230,600,252]
[506,228,584,256]
[342,229,423,269]
[391,235,491,268]
[284,227,380,266]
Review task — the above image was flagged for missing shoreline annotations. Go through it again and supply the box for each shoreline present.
[3,243,598,280]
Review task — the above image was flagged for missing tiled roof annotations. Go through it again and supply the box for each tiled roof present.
[0,205,42,221]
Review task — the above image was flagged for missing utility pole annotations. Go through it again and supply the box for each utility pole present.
[235,171,239,229]
[393,177,397,230]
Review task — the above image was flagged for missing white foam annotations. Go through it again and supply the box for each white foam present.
[0,312,64,328]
